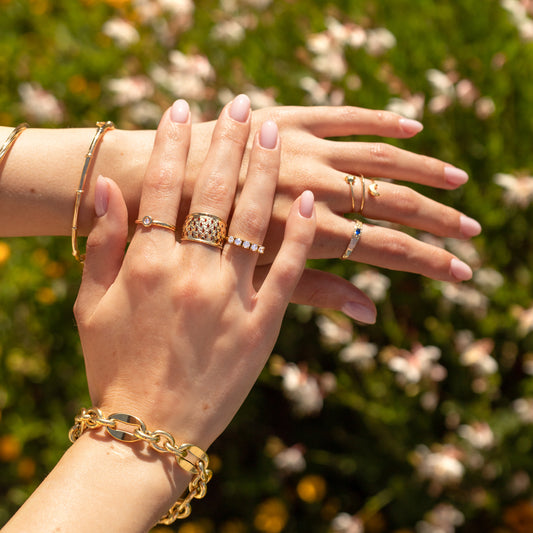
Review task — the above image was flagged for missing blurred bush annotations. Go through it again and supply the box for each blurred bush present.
[1,0,533,531]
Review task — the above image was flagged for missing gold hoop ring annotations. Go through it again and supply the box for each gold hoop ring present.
[135,215,176,232]
[181,213,227,249]
[345,174,365,214]
[341,220,363,260]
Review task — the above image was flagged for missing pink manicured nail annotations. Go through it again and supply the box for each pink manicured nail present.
[95,175,110,217]
[170,99,189,123]
[399,118,424,135]
[229,94,251,122]
[450,258,473,281]
[341,302,377,324]
[259,120,278,149]
[444,166,469,186]
[299,190,314,218]
[460,215,482,237]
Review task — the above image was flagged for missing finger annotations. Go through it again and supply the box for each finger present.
[266,105,423,138]
[257,191,316,314]
[74,176,128,323]
[183,95,251,255]
[314,212,473,282]
[324,140,469,190]
[135,99,191,244]
[225,120,279,281]
[253,266,376,324]
[326,174,481,239]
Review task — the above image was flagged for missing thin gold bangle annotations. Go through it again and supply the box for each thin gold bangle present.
[0,123,29,165]
[71,121,115,263]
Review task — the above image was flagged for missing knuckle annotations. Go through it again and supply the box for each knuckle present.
[200,171,231,204]
[368,142,394,165]
[391,186,420,218]
[234,204,265,236]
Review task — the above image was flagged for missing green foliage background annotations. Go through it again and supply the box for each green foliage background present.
[1,0,533,532]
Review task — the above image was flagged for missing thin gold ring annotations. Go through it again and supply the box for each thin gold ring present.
[345,174,366,214]
[226,235,265,254]
[181,213,227,249]
[358,175,366,214]
[341,220,363,260]
[135,215,176,232]
[0,123,29,164]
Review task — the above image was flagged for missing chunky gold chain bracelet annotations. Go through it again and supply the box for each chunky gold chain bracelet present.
[69,407,212,523]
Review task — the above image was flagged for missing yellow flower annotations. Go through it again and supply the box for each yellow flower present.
[0,241,11,265]
[36,287,56,305]
[0,435,21,462]
[297,474,327,503]
[254,498,288,533]
[17,457,36,480]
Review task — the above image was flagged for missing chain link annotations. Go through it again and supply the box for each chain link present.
[69,407,212,524]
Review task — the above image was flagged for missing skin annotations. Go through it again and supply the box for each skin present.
[2,98,317,532]
[0,104,480,322]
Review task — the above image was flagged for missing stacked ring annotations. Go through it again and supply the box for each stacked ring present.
[135,215,176,232]
[345,174,365,214]
[341,220,363,260]
[227,235,265,254]
[181,213,227,249]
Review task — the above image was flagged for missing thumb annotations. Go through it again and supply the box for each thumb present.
[74,175,128,323]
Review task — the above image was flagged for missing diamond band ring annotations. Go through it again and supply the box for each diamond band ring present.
[227,235,265,254]
[135,215,176,232]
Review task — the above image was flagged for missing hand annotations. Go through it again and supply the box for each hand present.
[73,96,316,448]
[183,105,480,321]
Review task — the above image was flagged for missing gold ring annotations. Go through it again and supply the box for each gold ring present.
[368,179,380,197]
[181,213,227,249]
[135,215,176,232]
[345,174,365,214]
[227,235,265,254]
[341,220,363,260]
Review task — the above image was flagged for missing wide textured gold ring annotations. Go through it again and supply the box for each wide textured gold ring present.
[135,215,176,232]
[181,213,227,249]
[341,220,363,260]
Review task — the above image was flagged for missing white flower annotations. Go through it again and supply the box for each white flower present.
[243,0,272,9]
[158,0,194,15]
[455,79,479,107]
[512,305,533,336]
[426,69,455,97]
[211,19,246,43]
[18,83,64,124]
[458,422,495,449]
[306,32,333,55]
[350,269,391,303]
[299,77,331,105]
[316,315,353,346]
[416,503,464,533]
[128,100,162,126]
[281,363,323,416]
[365,27,396,55]
[272,445,306,474]
[330,513,364,533]
[386,94,425,120]
[414,445,465,487]
[439,283,489,316]
[387,345,446,385]
[102,17,139,48]
[339,340,378,369]
[475,96,496,119]
[513,398,533,423]
[312,49,347,79]
[106,76,154,106]
[458,339,498,375]
[246,86,277,109]
[473,268,504,292]
[428,94,454,114]
[494,173,533,208]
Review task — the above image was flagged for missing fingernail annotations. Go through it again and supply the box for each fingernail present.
[95,175,110,217]
[460,215,482,237]
[341,302,377,324]
[299,190,314,218]
[260,120,278,149]
[229,94,251,122]
[444,166,469,186]
[450,258,473,281]
[399,118,424,135]
[170,99,189,123]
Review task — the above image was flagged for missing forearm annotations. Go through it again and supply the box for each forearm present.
[1,432,189,533]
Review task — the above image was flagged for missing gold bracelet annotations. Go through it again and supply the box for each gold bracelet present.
[71,121,115,263]
[0,123,29,165]
[69,407,212,524]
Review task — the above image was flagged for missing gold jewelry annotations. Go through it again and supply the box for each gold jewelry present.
[71,121,115,263]
[227,235,265,254]
[345,174,365,214]
[135,215,176,232]
[69,407,212,523]
[368,179,380,197]
[341,220,363,260]
[181,212,227,249]
[0,123,29,165]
